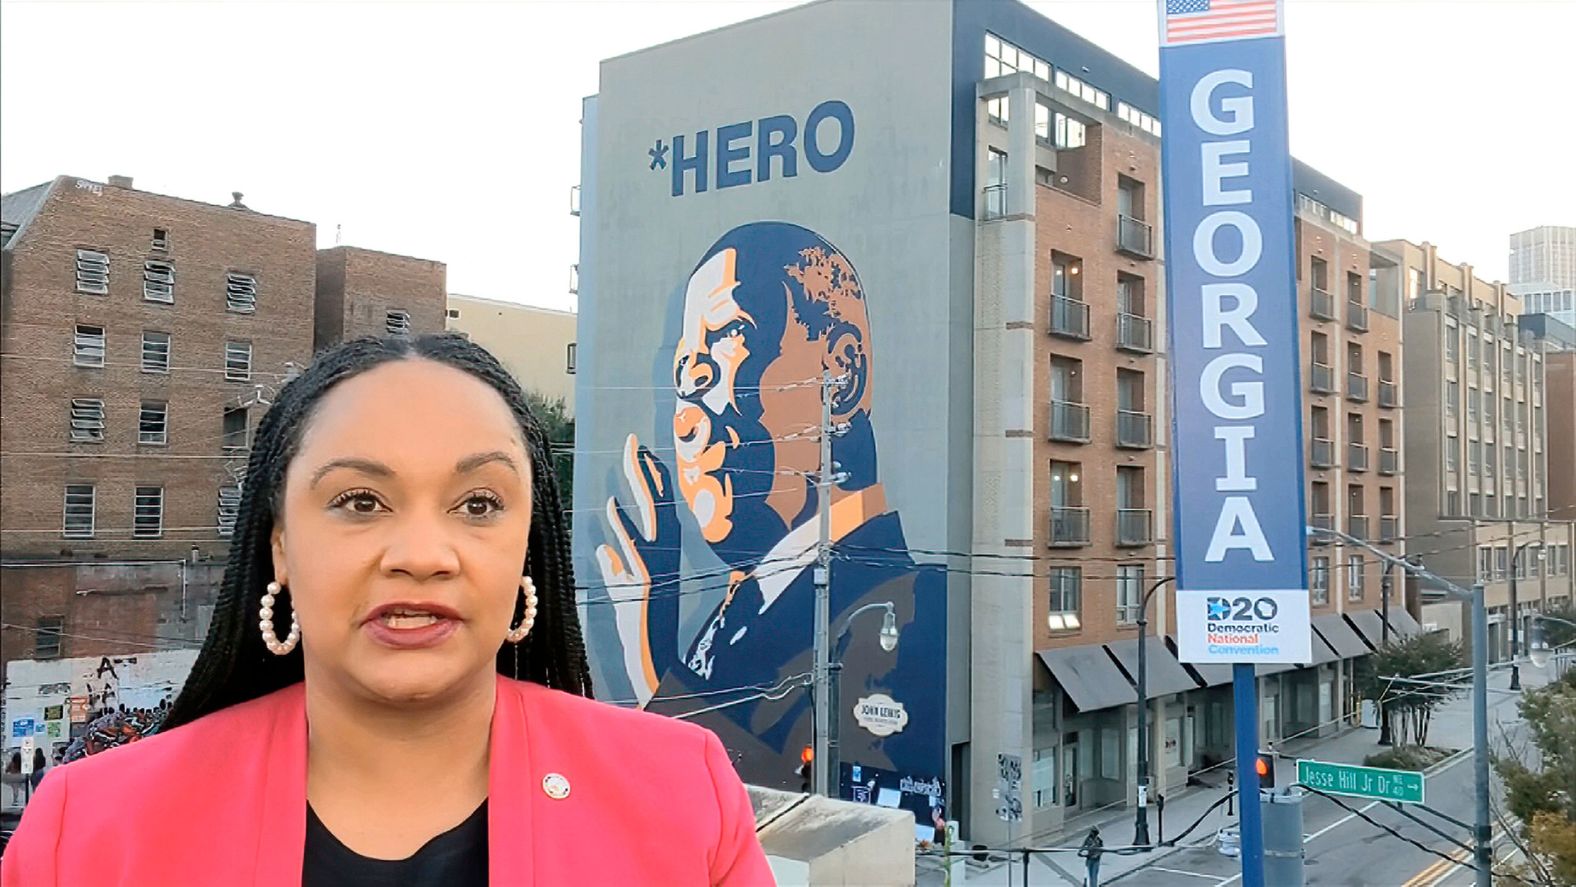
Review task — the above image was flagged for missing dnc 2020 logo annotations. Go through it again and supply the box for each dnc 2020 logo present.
[647,100,855,197]
[1207,596,1280,622]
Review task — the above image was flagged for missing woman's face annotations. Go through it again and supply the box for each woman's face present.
[271,359,534,706]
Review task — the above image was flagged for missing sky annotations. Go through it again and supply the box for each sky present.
[3,0,1573,313]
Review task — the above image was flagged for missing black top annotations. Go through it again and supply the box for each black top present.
[303,801,489,887]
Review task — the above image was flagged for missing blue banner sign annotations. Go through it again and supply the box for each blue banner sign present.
[1158,0,1310,663]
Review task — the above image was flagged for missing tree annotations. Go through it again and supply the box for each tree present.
[525,392,574,531]
[1356,633,1466,747]
[1536,601,1576,652]
[1494,669,1576,886]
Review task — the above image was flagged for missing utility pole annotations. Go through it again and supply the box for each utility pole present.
[1378,564,1394,745]
[1312,525,1492,887]
[1134,576,1176,848]
[1508,540,1543,692]
[812,369,836,797]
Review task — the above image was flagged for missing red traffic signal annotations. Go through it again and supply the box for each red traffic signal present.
[1254,752,1276,789]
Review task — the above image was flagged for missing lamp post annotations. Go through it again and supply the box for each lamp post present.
[1134,576,1177,848]
[1311,524,1492,887]
[1508,541,1544,691]
[1378,563,1395,746]
[825,601,899,797]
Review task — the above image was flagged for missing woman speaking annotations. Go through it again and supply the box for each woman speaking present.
[1,335,771,886]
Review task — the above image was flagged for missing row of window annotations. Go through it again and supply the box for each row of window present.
[76,248,258,313]
[1519,289,1575,315]
[72,324,254,380]
[983,34,1161,138]
[67,398,250,449]
[1443,491,1545,521]
[61,482,242,539]
[1296,193,1359,236]
[1308,555,1371,606]
[984,99,1087,151]
[1477,544,1573,581]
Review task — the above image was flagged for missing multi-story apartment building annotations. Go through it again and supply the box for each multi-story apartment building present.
[570,0,1409,843]
[313,246,446,351]
[1383,239,1576,653]
[445,295,577,412]
[0,175,447,682]
[1546,350,1576,530]
[1509,224,1576,290]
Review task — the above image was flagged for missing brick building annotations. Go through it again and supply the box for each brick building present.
[314,246,446,350]
[1,175,446,687]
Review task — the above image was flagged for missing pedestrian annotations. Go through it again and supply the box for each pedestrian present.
[2,335,771,886]
[28,749,47,793]
[1079,825,1105,887]
[2,752,24,807]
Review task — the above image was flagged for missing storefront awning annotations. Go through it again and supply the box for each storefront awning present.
[1103,637,1200,699]
[1037,645,1137,712]
[1345,610,1390,649]
[1305,630,1341,667]
[1384,607,1424,638]
[1314,613,1371,659]
[1167,638,1233,687]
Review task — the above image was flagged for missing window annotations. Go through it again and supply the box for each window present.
[69,398,105,443]
[139,401,168,445]
[143,259,174,303]
[226,272,257,314]
[1445,436,1457,472]
[1047,567,1081,631]
[151,228,169,251]
[983,32,1049,82]
[984,148,1007,219]
[74,324,106,367]
[75,249,109,294]
[217,485,242,537]
[1310,557,1330,606]
[1117,176,1145,221]
[222,406,250,451]
[566,342,577,375]
[1053,69,1110,110]
[63,484,95,538]
[35,616,63,659]
[1053,112,1086,150]
[447,308,460,319]
[224,341,252,381]
[1116,565,1144,624]
[1445,490,1460,516]
[1310,256,1329,292]
[1051,252,1083,299]
[1117,274,1145,317]
[133,486,164,538]
[141,330,170,373]
[986,96,1009,126]
[386,310,412,336]
[1478,547,1494,582]
[1445,326,1458,365]
[1346,555,1365,601]
[1115,101,1162,137]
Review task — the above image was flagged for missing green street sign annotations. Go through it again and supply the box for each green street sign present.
[1296,759,1425,805]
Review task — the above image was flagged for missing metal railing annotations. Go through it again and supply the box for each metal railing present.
[1310,287,1336,321]
[1049,399,1091,442]
[1116,508,1153,546]
[983,184,1007,220]
[1378,379,1398,408]
[1048,507,1090,546]
[1379,447,1399,475]
[1346,371,1369,402]
[1310,361,1335,394]
[1117,312,1153,352]
[1310,437,1335,467]
[1346,300,1369,332]
[1116,410,1153,449]
[1050,296,1091,340]
[1117,214,1153,258]
[1348,442,1370,472]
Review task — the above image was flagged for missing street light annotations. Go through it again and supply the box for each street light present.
[1528,614,1576,670]
[1134,575,1177,848]
[825,602,899,797]
[1508,541,1545,691]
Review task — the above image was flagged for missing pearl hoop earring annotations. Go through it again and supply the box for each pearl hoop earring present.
[506,576,538,644]
[260,581,301,655]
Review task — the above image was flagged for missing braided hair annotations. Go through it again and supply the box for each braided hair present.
[163,334,590,730]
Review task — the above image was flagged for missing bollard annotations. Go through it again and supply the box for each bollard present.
[1261,790,1306,887]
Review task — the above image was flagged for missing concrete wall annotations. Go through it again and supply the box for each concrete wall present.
[446,295,576,412]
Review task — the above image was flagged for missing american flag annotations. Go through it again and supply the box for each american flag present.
[1163,0,1282,46]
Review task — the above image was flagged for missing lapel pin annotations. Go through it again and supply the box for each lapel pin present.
[542,773,571,800]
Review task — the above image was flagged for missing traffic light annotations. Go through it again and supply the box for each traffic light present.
[796,745,813,793]
[1254,752,1276,789]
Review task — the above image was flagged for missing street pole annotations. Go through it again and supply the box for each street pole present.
[1378,564,1394,746]
[1311,525,1493,887]
[1233,663,1265,887]
[812,369,834,797]
[1134,576,1176,848]
[1508,540,1541,692]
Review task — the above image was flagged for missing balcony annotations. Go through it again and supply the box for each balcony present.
[1346,371,1369,403]
[1310,361,1335,394]
[1048,507,1091,547]
[1310,437,1335,468]
[983,184,1007,220]
[1380,515,1399,543]
[1310,513,1334,544]
[1116,410,1153,449]
[1379,447,1399,475]
[1050,296,1091,340]
[1117,214,1153,258]
[1348,442,1369,472]
[1049,400,1091,443]
[1378,379,1398,408]
[1116,508,1153,547]
[1309,287,1336,321]
[1116,313,1153,353]
[1347,515,1369,541]
[1346,300,1369,332]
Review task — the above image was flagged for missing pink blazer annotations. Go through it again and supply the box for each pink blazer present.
[1,676,773,885]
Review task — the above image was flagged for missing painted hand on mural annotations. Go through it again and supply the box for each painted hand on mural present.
[594,433,682,707]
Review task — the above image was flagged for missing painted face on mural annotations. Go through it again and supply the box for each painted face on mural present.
[671,224,873,562]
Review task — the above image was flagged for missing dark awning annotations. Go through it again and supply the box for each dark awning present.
[1038,645,1137,712]
[1305,630,1340,667]
[1169,637,1234,687]
[1346,610,1389,649]
[1314,613,1371,659]
[1104,637,1201,699]
[1383,607,1423,638]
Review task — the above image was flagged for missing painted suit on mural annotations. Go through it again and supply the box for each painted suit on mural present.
[594,222,945,809]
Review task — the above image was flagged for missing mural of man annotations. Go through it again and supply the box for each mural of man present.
[593,222,945,802]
